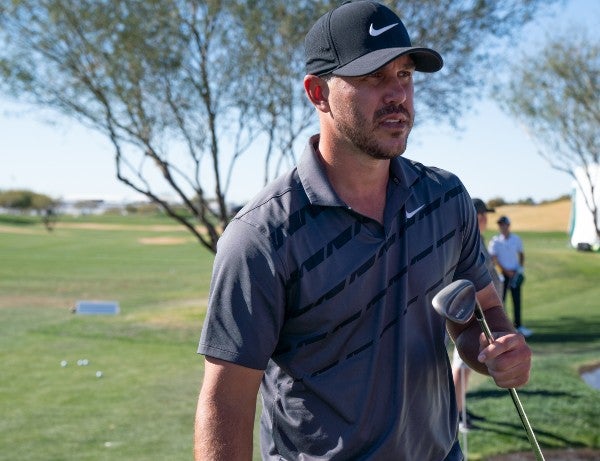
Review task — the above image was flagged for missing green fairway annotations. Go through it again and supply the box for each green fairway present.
[0,216,209,461]
[463,231,600,459]
[0,217,598,460]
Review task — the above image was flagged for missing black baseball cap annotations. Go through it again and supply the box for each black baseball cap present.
[497,216,511,225]
[473,198,495,214]
[305,0,443,77]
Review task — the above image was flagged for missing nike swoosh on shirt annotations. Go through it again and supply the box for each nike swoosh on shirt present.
[369,23,399,37]
[405,205,425,219]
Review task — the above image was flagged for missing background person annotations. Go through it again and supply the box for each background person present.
[488,215,531,336]
[194,2,533,460]
[452,198,503,430]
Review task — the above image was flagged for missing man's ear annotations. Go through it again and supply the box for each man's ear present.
[304,75,330,111]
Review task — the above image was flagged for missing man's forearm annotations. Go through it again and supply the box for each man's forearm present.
[194,394,255,461]
[453,322,488,374]
[194,358,262,461]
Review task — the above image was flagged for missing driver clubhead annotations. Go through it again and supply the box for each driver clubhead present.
[432,279,476,324]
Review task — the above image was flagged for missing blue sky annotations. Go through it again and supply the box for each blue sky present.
[1,0,598,205]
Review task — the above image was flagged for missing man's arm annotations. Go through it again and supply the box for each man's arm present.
[194,357,264,461]
[446,282,531,388]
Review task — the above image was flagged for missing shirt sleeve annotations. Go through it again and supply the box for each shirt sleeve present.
[198,219,286,371]
[454,190,492,292]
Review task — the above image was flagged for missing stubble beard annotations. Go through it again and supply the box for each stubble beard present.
[335,102,413,160]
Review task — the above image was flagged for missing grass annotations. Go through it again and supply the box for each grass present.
[0,216,599,460]
[0,217,209,461]
[465,231,600,458]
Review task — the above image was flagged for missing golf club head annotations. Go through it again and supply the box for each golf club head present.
[432,279,476,324]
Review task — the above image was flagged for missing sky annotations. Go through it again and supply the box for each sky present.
[1,0,598,206]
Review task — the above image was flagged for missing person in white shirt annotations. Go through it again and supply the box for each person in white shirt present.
[488,216,531,337]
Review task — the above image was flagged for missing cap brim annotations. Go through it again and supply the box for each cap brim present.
[332,47,443,76]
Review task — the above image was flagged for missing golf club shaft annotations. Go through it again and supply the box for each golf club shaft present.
[460,367,468,461]
[474,305,545,461]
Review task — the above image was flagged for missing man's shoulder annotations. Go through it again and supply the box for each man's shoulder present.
[221,168,312,246]
[232,169,301,214]
[397,157,464,192]
[401,157,458,178]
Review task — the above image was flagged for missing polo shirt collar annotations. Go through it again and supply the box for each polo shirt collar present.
[297,134,345,207]
[297,134,421,207]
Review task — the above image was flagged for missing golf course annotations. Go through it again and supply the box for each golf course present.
[1,199,598,460]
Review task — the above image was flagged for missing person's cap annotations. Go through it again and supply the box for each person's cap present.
[497,216,511,225]
[305,0,443,77]
[472,198,495,214]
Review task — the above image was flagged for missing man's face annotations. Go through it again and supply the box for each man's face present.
[325,55,416,159]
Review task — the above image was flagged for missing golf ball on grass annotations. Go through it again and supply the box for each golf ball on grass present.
[96,371,103,378]
[60,360,68,367]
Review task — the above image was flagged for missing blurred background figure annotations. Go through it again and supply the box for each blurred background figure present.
[488,215,531,337]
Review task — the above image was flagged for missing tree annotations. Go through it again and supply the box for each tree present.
[0,189,56,211]
[0,0,558,252]
[0,189,59,230]
[498,29,600,241]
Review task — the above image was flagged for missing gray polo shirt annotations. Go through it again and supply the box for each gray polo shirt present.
[199,134,491,460]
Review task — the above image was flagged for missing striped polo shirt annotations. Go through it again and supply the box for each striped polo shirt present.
[199,134,491,460]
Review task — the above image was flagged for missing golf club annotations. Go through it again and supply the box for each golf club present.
[432,279,545,461]
[432,279,477,324]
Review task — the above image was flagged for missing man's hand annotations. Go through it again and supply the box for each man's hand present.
[477,331,531,388]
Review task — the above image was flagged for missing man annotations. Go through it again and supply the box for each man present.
[489,215,531,337]
[195,2,532,460]
[474,200,503,300]
[452,198,503,430]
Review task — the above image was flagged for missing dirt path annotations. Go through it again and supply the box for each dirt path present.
[489,200,571,232]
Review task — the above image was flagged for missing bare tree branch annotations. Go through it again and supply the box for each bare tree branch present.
[499,29,600,241]
[0,0,560,251]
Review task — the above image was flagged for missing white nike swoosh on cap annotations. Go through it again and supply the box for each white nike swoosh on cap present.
[405,205,425,219]
[369,23,399,37]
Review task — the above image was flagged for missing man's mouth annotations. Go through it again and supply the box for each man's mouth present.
[379,116,409,130]
[381,117,406,125]
[375,106,411,127]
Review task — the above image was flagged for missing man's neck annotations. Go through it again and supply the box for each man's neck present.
[316,140,390,224]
